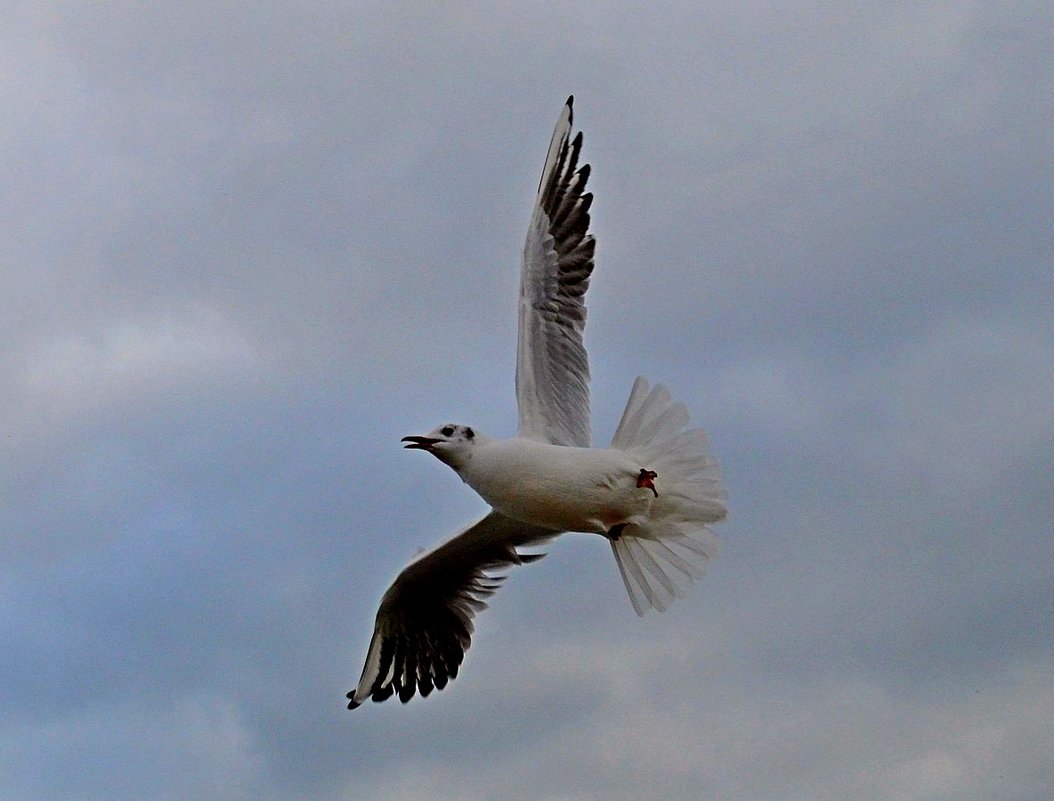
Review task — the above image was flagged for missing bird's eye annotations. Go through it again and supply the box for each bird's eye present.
[465,427,474,440]
[440,425,455,437]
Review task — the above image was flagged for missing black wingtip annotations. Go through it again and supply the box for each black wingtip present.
[346,693,362,710]
[566,94,574,108]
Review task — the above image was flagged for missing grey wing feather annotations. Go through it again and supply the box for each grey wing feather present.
[347,512,557,708]
[517,96,596,447]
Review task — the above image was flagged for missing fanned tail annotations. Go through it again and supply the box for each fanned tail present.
[609,376,728,615]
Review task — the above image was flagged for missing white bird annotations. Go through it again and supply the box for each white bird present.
[347,97,727,709]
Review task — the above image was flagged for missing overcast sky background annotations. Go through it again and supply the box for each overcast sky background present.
[2,2,1052,800]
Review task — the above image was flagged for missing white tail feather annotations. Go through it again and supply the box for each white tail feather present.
[610,377,727,615]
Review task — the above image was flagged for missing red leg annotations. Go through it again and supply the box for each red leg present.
[636,468,658,497]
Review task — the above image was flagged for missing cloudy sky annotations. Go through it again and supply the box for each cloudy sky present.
[3,2,1052,799]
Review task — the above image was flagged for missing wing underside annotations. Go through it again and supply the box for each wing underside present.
[516,96,596,447]
[347,512,557,708]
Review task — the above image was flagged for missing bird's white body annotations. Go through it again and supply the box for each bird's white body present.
[455,437,655,534]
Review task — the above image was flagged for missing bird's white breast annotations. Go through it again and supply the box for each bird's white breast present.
[458,438,655,533]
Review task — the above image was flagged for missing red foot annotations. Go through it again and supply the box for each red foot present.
[636,468,658,497]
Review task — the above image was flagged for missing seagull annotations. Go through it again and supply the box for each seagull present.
[347,97,727,709]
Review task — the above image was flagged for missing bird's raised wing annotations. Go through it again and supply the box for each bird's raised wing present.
[517,96,596,447]
[347,511,557,708]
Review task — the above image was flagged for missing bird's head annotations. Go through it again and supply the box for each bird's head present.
[401,423,480,470]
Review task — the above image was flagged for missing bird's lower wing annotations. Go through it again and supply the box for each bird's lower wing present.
[347,511,559,708]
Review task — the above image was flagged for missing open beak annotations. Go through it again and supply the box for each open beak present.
[401,435,441,451]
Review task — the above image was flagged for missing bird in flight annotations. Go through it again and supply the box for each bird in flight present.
[347,97,727,709]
